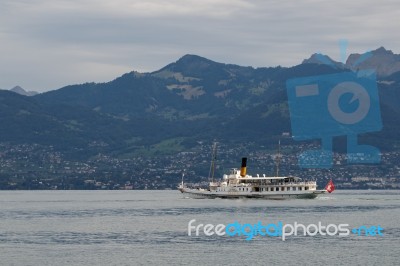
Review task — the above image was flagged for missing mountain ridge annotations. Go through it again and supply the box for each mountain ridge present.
[1,47,399,156]
[302,47,400,77]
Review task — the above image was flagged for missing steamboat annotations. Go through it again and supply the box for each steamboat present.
[178,143,333,199]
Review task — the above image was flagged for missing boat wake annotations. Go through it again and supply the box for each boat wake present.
[316,196,335,201]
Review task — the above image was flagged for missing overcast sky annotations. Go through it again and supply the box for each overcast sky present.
[1,0,399,92]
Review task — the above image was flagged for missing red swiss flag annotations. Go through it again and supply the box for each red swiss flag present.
[325,179,335,193]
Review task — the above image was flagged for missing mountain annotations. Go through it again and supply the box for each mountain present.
[0,90,130,157]
[10,86,39,96]
[302,53,345,69]
[0,49,399,157]
[34,54,347,150]
[346,47,400,77]
[303,47,400,77]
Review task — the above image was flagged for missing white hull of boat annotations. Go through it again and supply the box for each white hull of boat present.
[179,188,325,200]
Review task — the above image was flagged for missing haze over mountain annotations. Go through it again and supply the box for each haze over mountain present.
[1,47,399,157]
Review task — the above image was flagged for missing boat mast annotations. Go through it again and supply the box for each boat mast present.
[208,142,217,182]
[276,140,281,177]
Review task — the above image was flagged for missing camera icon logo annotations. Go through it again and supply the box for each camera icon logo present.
[286,71,382,168]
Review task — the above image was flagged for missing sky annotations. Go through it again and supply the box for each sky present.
[1,0,399,92]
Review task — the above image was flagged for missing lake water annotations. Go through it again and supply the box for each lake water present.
[0,190,399,266]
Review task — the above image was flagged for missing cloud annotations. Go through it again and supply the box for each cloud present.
[0,0,399,91]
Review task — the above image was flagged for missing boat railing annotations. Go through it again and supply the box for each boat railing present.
[225,180,316,187]
[260,181,316,186]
